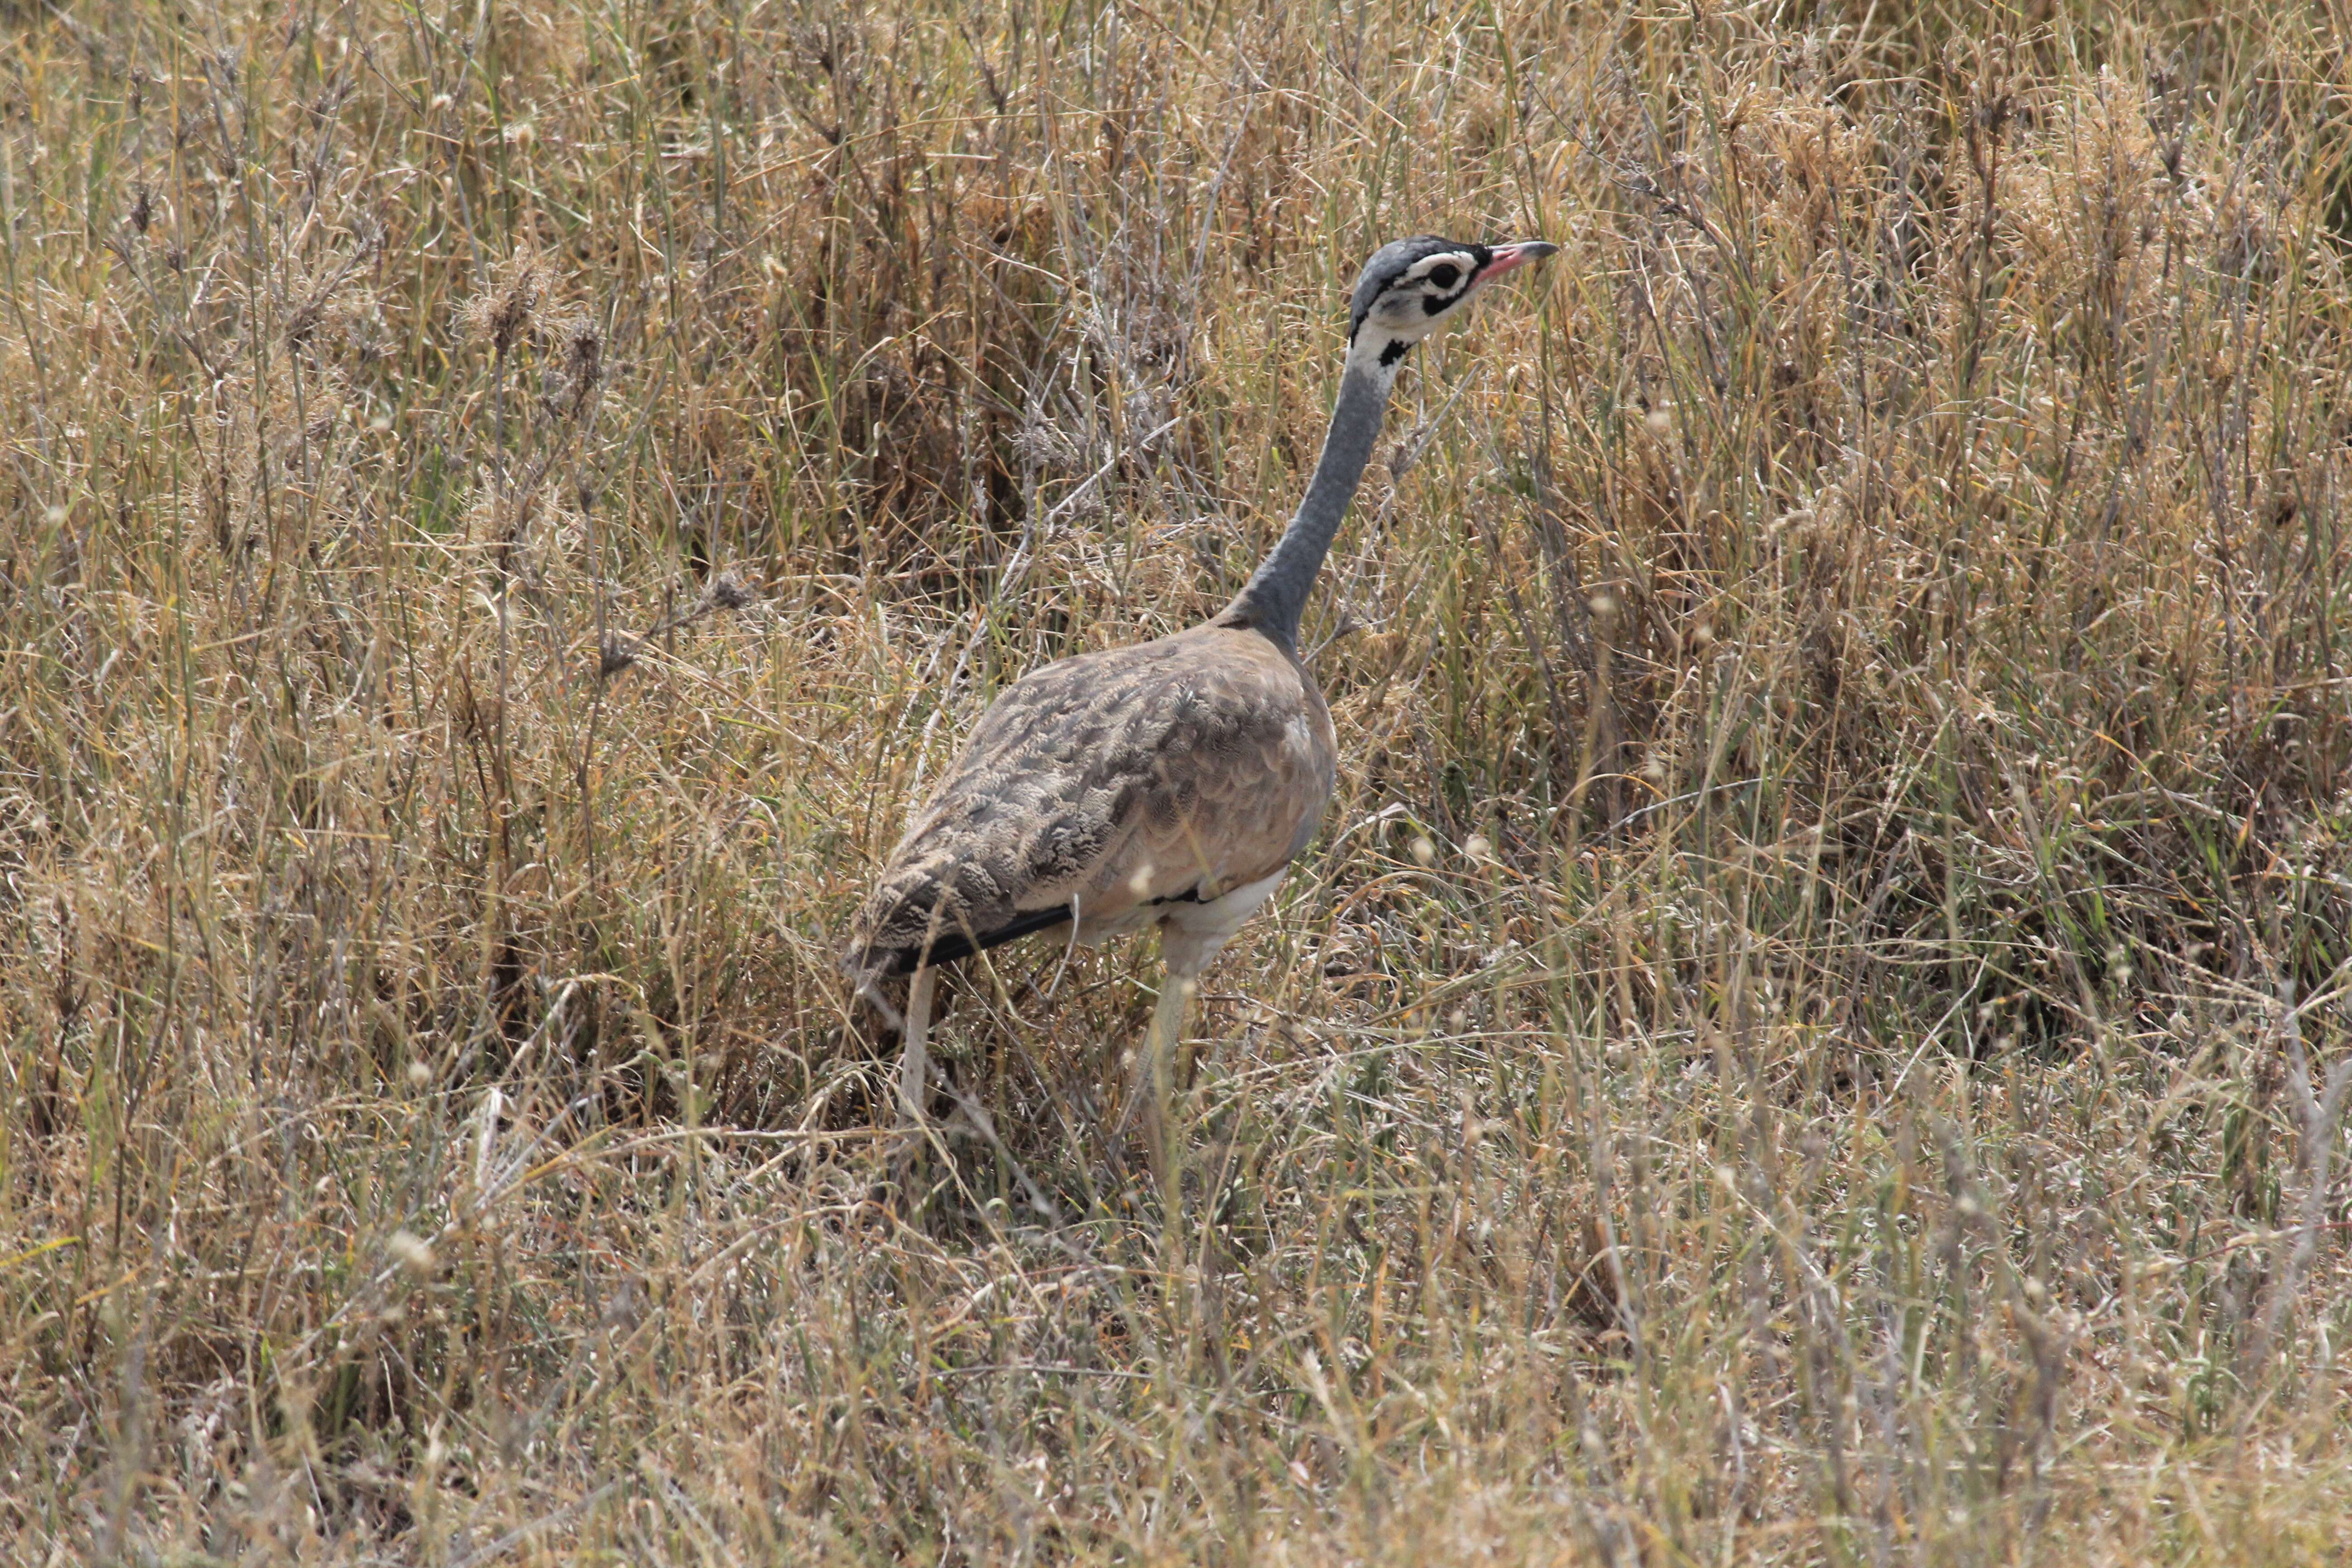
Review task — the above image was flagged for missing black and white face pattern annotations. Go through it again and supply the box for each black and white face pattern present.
[1347,235,1557,369]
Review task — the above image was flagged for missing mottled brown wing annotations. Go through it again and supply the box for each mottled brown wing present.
[845,623,1335,977]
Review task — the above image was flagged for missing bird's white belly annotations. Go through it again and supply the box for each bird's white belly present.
[1071,901,1159,946]
[1159,869,1287,978]
[1064,868,1287,978]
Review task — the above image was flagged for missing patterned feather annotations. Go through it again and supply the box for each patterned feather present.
[846,617,1335,977]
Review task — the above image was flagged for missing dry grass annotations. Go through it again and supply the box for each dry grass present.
[3,0,2351,1559]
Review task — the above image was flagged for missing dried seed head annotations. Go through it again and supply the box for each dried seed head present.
[564,314,602,372]
[1410,836,1437,868]
[464,250,547,357]
[388,1230,436,1277]
[547,314,605,418]
[599,635,638,679]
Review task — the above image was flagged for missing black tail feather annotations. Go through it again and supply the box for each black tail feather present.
[859,903,1076,977]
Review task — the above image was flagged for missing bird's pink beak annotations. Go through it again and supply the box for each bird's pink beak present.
[1473,240,1559,284]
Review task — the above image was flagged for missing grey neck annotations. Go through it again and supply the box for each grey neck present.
[1224,355,1399,650]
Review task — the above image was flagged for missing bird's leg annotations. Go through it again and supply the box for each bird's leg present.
[1176,995,1205,1093]
[1137,968,1196,1212]
[899,965,936,1134]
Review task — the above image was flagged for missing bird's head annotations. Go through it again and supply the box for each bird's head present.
[1345,235,1558,374]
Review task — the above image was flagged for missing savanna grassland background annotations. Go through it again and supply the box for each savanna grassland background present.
[4,0,2352,1559]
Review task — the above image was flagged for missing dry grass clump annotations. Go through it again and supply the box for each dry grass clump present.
[2,0,2350,1561]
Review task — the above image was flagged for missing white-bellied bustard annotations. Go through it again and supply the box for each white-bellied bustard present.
[847,235,1557,1176]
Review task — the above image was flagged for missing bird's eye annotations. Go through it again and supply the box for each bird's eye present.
[1425,264,1460,291]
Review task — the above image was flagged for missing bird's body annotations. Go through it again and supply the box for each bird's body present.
[846,234,1555,1166]
[852,617,1334,977]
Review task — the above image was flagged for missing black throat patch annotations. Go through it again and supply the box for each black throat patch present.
[1378,338,1412,367]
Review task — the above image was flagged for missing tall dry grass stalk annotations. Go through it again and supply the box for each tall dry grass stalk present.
[1,0,2349,1560]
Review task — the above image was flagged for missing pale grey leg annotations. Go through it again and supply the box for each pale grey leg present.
[899,965,935,1132]
[1137,968,1196,1193]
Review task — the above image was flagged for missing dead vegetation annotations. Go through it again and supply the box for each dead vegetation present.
[1,0,2349,1560]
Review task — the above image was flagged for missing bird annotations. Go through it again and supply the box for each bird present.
[846,234,1557,1173]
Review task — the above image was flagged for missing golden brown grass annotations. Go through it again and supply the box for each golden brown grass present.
[3,0,2350,1560]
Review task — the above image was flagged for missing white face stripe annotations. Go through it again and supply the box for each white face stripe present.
[1401,251,1479,287]
[1349,248,1490,367]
